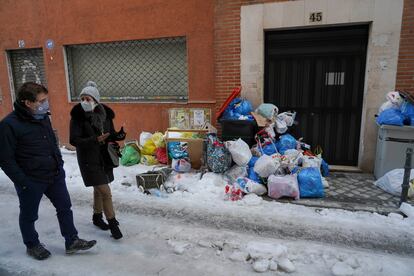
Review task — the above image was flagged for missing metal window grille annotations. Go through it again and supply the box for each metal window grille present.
[7,48,48,101]
[65,37,188,102]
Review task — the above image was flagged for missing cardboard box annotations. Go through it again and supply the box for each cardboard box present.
[165,129,208,169]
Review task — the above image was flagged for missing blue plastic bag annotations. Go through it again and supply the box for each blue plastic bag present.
[222,98,253,120]
[276,134,297,154]
[233,98,253,115]
[248,156,259,168]
[376,109,404,126]
[247,167,263,184]
[321,159,329,177]
[400,100,414,126]
[167,142,189,159]
[297,167,325,198]
[262,142,278,156]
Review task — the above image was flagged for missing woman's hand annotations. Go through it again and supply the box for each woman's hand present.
[97,133,110,143]
[114,127,126,141]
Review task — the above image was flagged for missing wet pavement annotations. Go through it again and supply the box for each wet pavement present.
[274,172,414,215]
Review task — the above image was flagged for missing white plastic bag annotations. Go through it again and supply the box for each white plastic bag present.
[275,117,288,134]
[278,111,296,127]
[264,123,276,138]
[172,158,191,173]
[226,139,252,166]
[283,149,303,166]
[302,156,322,168]
[256,103,279,120]
[254,154,279,178]
[267,174,300,200]
[139,131,153,146]
[235,177,267,195]
[378,91,403,113]
[374,169,414,197]
[275,112,296,134]
[225,165,248,182]
[387,91,403,105]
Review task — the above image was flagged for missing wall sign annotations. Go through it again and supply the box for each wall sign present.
[309,12,323,23]
[46,39,55,50]
[18,40,25,48]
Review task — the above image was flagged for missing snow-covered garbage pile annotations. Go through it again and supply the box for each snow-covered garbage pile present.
[117,97,331,203]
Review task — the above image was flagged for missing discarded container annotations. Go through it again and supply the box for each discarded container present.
[220,119,258,147]
[374,124,414,179]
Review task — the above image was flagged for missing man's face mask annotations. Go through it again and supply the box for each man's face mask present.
[33,99,49,115]
[25,93,49,115]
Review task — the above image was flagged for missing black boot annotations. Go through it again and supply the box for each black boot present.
[27,243,51,260]
[93,213,109,230]
[108,218,123,240]
[65,237,97,254]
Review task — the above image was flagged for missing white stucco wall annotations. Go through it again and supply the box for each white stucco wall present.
[241,0,404,171]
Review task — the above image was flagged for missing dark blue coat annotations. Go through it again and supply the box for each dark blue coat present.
[0,102,63,187]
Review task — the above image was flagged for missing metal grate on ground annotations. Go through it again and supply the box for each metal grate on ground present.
[272,172,413,214]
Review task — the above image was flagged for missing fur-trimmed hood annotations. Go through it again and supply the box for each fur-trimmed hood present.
[70,103,115,121]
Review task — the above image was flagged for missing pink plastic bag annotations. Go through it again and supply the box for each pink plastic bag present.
[267,174,300,200]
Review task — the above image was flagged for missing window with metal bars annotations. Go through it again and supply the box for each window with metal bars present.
[65,37,188,102]
[7,48,48,102]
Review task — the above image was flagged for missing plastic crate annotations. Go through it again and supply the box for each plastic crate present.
[219,119,258,147]
[136,168,173,190]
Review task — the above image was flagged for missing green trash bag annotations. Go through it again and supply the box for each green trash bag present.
[120,144,140,166]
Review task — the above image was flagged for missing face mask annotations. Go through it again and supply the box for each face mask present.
[33,99,49,115]
[81,100,97,112]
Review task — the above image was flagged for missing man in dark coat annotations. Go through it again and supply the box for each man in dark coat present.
[0,82,97,260]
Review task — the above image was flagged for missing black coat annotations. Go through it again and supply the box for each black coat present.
[70,103,120,187]
[0,102,63,187]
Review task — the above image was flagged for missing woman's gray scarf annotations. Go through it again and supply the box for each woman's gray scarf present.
[85,104,106,133]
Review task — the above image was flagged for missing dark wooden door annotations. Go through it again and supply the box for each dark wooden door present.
[265,25,369,165]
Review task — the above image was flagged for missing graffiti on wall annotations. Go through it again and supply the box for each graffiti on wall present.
[20,59,41,84]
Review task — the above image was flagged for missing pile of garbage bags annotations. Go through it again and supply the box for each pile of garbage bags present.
[376,91,414,126]
[222,131,329,201]
[118,97,329,202]
[120,131,167,166]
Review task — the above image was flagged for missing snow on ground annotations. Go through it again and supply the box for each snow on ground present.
[0,192,413,276]
[0,149,414,275]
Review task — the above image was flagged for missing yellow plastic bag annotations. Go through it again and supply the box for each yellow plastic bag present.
[141,139,156,155]
[151,132,165,148]
[180,132,194,139]
[140,155,158,166]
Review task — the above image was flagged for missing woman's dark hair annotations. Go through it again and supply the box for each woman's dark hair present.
[17,82,48,103]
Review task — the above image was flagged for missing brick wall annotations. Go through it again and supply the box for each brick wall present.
[396,0,414,92]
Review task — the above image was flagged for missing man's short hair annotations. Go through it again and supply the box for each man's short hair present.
[17,82,48,103]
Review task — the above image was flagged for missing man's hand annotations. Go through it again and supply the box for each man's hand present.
[97,133,110,143]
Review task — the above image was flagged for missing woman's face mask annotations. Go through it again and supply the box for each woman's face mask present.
[81,99,97,112]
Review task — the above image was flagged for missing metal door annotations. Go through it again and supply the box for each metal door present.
[265,25,368,165]
[7,48,47,102]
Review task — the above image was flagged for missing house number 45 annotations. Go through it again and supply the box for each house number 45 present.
[309,12,322,22]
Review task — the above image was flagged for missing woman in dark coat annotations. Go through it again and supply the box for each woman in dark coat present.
[70,81,125,240]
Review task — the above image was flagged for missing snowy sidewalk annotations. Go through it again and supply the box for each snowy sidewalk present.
[276,172,414,214]
[1,192,414,276]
